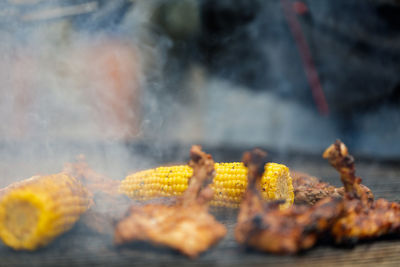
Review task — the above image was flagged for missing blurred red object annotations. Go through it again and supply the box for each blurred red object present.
[281,0,329,115]
[1,38,141,142]
[82,40,142,141]
[293,1,308,15]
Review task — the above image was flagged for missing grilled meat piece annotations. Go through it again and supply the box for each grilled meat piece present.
[63,155,120,196]
[235,140,400,254]
[235,149,343,254]
[324,140,400,243]
[292,171,344,205]
[292,171,373,205]
[114,203,226,258]
[332,198,400,243]
[64,156,131,236]
[236,197,343,254]
[322,141,370,204]
[114,146,227,258]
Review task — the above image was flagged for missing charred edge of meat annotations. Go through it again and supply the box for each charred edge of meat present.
[182,145,216,205]
[332,198,400,244]
[237,196,344,254]
[251,214,266,229]
[242,148,267,192]
[235,148,268,246]
[324,141,400,244]
[323,139,368,202]
[242,148,267,172]
[263,199,287,210]
[189,145,215,185]
[322,140,353,170]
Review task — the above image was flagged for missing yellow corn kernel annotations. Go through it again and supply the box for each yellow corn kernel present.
[120,162,294,208]
[0,173,91,250]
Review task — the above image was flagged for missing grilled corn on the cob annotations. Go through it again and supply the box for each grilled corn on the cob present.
[0,173,91,250]
[120,162,294,208]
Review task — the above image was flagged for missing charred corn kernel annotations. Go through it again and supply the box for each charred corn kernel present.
[0,173,91,251]
[120,162,294,209]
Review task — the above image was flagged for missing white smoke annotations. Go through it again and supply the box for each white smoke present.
[0,1,168,186]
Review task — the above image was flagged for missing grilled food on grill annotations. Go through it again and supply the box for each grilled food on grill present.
[120,162,294,208]
[235,149,343,254]
[236,140,400,254]
[64,155,120,196]
[292,171,373,205]
[324,141,400,243]
[0,173,91,250]
[64,156,131,236]
[292,171,344,205]
[333,198,400,243]
[114,146,227,258]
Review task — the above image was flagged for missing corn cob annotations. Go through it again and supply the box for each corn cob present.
[0,173,91,250]
[120,162,294,208]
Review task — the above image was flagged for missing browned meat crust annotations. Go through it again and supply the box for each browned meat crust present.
[113,146,227,258]
[332,198,400,243]
[324,141,400,243]
[292,171,373,205]
[235,149,343,254]
[237,197,343,254]
[236,141,400,254]
[292,171,344,205]
[114,203,226,258]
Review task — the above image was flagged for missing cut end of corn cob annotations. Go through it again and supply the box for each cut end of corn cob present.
[0,173,91,250]
[120,162,294,209]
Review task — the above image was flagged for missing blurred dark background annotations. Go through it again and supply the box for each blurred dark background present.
[1,0,400,160]
[147,0,400,158]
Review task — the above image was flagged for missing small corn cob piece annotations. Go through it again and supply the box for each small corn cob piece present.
[120,162,294,208]
[0,173,91,250]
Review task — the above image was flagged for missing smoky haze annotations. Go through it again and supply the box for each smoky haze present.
[0,1,171,186]
[1,0,400,188]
